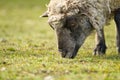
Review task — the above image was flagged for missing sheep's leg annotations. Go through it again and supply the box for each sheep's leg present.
[93,29,107,55]
[114,8,120,54]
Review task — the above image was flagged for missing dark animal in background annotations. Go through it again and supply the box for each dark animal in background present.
[41,0,120,59]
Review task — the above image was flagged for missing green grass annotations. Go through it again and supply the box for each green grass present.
[0,0,120,80]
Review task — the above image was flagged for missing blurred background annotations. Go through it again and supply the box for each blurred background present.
[0,0,119,80]
[0,0,56,51]
[0,0,51,39]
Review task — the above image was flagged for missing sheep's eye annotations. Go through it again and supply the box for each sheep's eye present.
[66,16,78,28]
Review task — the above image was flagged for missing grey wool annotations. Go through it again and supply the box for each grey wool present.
[47,0,120,31]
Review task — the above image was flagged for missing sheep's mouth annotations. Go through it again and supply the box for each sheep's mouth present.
[59,45,80,59]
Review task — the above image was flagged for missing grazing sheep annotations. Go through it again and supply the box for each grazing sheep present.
[41,0,120,58]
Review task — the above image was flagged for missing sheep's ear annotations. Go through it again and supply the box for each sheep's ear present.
[40,11,48,17]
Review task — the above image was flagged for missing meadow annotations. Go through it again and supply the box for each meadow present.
[0,0,120,80]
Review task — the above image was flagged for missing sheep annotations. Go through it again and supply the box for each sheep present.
[41,0,120,58]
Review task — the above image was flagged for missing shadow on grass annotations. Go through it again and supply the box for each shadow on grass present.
[104,54,120,60]
[90,54,120,61]
[76,52,120,62]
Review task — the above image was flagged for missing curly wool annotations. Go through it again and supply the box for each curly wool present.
[111,0,120,11]
[47,0,120,29]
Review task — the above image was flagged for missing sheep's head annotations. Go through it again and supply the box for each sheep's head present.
[42,0,93,59]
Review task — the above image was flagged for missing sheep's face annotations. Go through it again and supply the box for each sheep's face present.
[42,0,93,58]
[48,13,93,59]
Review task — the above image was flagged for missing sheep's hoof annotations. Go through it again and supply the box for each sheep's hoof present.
[93,44,107,56]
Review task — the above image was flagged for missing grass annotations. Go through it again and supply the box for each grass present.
[0,0,120,80]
